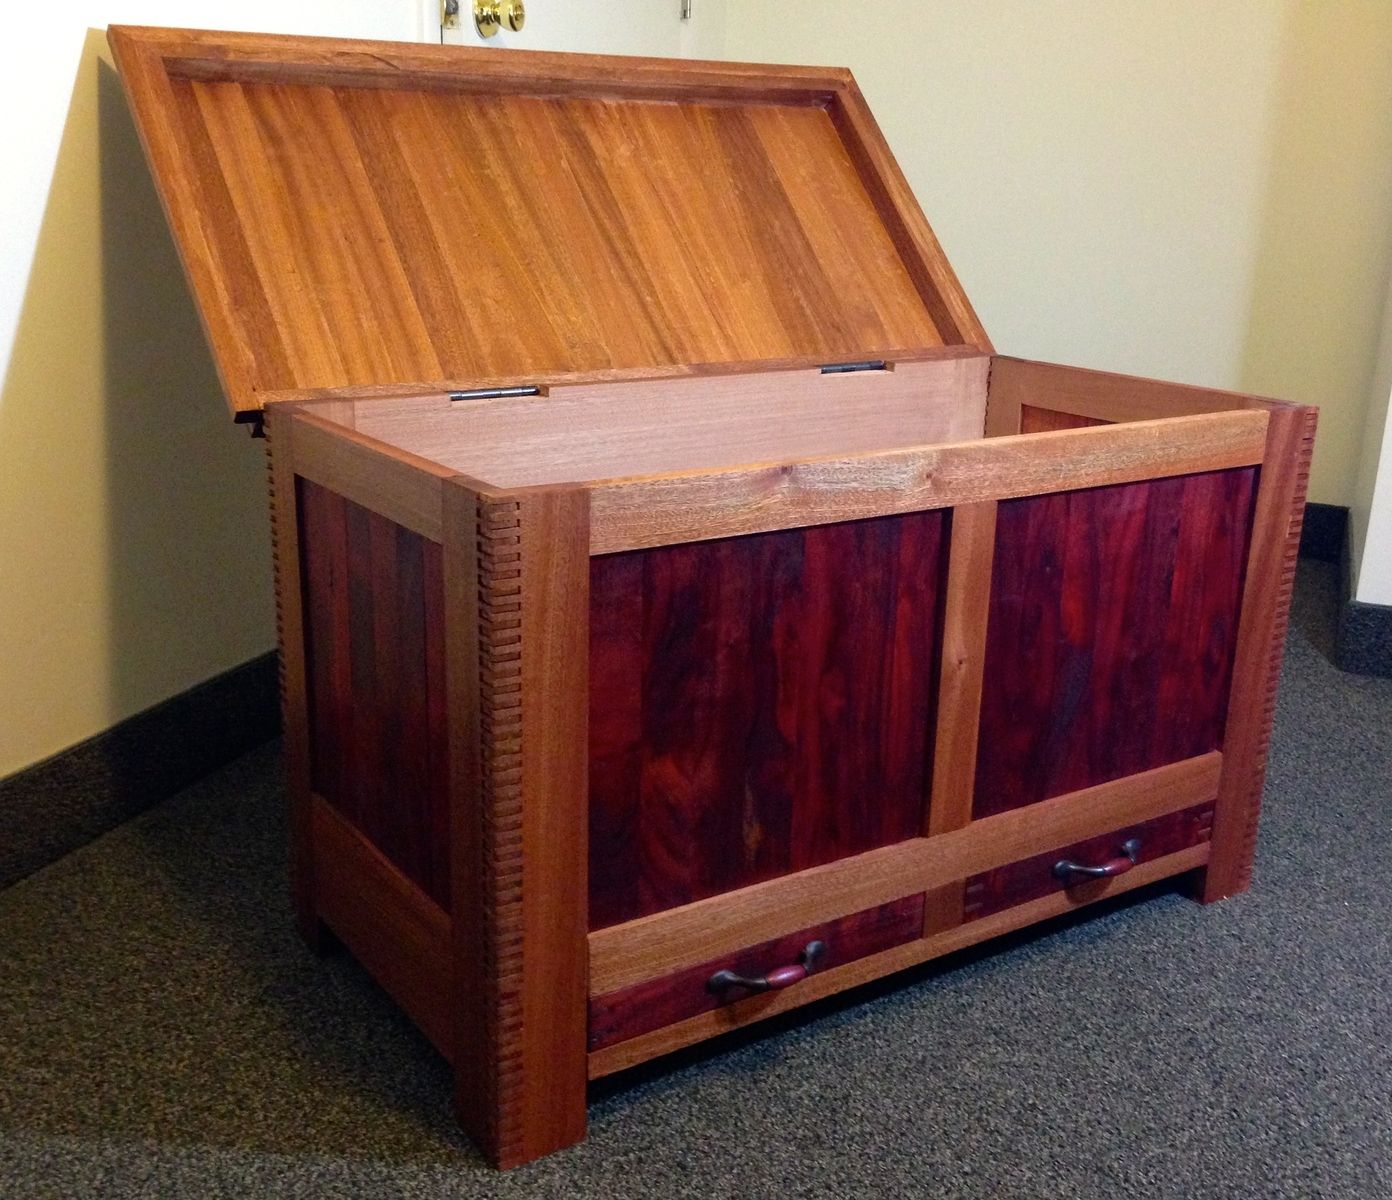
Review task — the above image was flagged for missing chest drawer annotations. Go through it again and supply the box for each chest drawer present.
[963,803,1216,921]
[588,895,925,1052]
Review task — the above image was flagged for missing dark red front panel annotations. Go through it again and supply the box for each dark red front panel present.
[298,479,450,908]
[589,512,948,930]
[974,467,1257,819]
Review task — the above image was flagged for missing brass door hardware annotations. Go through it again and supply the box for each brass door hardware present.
[474,0,501,37]
[503,0,526,31]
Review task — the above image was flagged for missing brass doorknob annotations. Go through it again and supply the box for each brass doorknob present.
[474,0,501,37]
[503,0,526,31]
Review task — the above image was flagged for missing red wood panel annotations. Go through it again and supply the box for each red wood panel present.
[963,803,1215,921]
[588,895,925,1051]
[298,478,450,907]
[589,511,948,930]
[973,468,1257,819]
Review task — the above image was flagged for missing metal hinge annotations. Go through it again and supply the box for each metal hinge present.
[819,359,888,375]
[448,385,542,401]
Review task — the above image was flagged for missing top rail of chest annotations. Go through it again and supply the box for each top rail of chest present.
[271,354,1278,556]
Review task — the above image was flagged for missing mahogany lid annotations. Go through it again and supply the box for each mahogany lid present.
[110,25,988,420]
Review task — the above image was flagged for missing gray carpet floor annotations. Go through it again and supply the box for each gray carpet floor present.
[1,561,1389,1199]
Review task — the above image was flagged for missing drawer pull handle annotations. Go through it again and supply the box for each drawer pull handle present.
[1053,838,1141,882]
[707,940,826,997]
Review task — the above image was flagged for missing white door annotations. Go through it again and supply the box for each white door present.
[436,0,726,58]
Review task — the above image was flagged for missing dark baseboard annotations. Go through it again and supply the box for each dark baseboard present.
[1299,502,1349,564]
[1336,522,1392,679]
[0,653,280,890]
[1337,599,1392,677]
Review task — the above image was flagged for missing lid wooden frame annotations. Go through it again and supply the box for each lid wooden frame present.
[109,25,990,422]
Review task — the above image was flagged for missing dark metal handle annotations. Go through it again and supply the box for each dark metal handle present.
[1053,838,1141,882]
[707,940,826,997]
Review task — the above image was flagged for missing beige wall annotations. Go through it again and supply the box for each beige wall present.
[725,1,1392,509]
[1,3,424,779]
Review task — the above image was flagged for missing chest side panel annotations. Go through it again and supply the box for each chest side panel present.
[589,511,948,930]
[973,466,1258,819]
[298,478,450,907]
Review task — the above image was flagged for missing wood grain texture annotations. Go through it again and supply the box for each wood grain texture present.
[349,356,990,489]
[588,751,1221,994]
[264,408,317,946]
[287,408,451,541]
[311,795,452,1056]
[973,467,1258,818]
[962,803,1214,920]
[453,489,526,1163]
[109,26,989,418]
[443,482,590,1168]
[111,24,856,100]
[512,489,591,1165]
[927,502,999,838]
[923,501,998,935]
[586,409,1269,554]
[255,344,983,408]
[588,842,1210,1078]
[826,81,990,352]
[985,356,1276,436]
[298,479,450,908]
[1020,405,1110,434]
[588,510,948,930]
[441,482,489,1156]
[1203,405,1317,900]
[587,897,924,1051]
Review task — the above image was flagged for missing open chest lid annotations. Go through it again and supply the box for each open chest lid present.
[109,25,989,422]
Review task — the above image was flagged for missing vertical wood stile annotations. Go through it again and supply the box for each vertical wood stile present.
[268,409,319,947]
[922,500,999,934]
[440,480,485,1153]
[1203,406,1317,901]
[982,356,1023,437]
[443,479,590,1168]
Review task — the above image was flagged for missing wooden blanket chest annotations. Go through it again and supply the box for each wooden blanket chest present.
[111,26,1316,1168]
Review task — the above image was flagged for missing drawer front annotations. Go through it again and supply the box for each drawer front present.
[588,896,925,1051]
[962,803,1215,921]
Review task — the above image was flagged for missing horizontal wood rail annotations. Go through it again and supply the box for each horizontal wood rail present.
[348,356,989,492]
[120,25,856,104]
[587,842,1210,1078]
[588,752,1222,995]
[986,355,1296,436]
[311,795,453,1057]
[287,409,452,542]
[256,346,979,409]
[586,410,1268,554]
